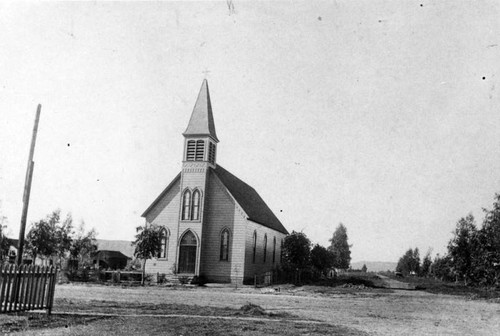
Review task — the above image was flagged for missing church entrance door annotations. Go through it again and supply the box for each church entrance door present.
[178,231,197,274]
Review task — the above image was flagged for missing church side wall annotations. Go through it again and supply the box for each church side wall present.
[200,173,243,283]
[243,221,286,283]
[144,180,181,275]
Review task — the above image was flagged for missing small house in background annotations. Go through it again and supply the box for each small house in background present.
[93,250,130,270]
[93,239,135,270]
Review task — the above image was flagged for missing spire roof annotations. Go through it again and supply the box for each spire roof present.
[183,79,219,142]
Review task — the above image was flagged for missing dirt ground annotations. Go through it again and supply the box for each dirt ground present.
[4,283,500,335]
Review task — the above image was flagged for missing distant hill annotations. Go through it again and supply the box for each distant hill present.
[350,261,397,273]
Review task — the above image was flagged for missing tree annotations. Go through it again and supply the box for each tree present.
[310,244,334,275]
[431,254,454,282]
[0,203,9,262]
[471,194,500,286]
[69,221,98,269]
[412,248,421,275]
[361,264,367,273]
[281,231,311,271]
[396,248,421,275]
[328,223,351,270]
[55,213,74,268]
[132,224,163,284]
[26,210,60,264]
[420,249,432,277]
[448,214,477,284]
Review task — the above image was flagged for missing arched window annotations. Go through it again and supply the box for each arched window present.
[252,231,257,263]
[263,234,267,263]
[181,189,191,220]
[191,189,201,220]
[220,229,230,261]
[158,229,169,259]
[180,230,197,245]
[272,237,276,263]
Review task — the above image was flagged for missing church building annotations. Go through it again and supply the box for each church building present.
[142,80,288,284]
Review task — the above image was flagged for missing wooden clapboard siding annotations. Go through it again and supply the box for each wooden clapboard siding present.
[145,178,181,275]
[243,220,286,281]
[199,172,240,282]
[178,164,209,276]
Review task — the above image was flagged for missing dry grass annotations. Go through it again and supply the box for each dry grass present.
[6,315,366,336]
[384,275,500,300]
[1,300,366,336]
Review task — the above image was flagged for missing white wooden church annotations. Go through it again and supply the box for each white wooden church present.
[142,80,288,284]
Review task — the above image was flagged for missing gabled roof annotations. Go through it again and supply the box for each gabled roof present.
[183,79,219,142]
[141,165,288,235]
[213,165,288,235]
[93,250,131,260]
[96,239,135,258]
[141,173,181,218]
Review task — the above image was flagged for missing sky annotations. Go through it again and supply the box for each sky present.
[1,1,499,263]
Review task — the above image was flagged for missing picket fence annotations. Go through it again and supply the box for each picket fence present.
[0,265,57,314]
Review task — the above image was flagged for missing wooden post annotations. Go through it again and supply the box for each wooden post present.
[46,267,57,315]
[17,104,41,266]
[0,266,7,312]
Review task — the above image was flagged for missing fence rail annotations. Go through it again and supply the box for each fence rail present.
[0,265,57,314]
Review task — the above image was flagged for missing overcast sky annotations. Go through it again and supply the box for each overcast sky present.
[1,1,499,263]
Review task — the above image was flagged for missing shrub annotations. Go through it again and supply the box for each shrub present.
[191,275,207,286]
[178,275,191,284]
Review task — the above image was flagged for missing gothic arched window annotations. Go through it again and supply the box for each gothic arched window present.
[158,228,169,259]
[182,189,191,220]
[220,229,230,261]
[263,234,267,263]
[191,189,201,220]
[252,231,257,263]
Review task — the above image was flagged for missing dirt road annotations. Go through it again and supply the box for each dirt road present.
[54,284,499,336]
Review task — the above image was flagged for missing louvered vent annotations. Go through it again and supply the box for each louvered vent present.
[186,140,196,161]
[208,142,216,164]
[195,140,205,161]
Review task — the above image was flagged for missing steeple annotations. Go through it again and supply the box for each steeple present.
[183,79,219,142]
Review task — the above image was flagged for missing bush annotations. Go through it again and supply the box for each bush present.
[111,271,121,283]
[65,268,90,282]
[191,275,207,286]
[178,275,190,285]
[157,273,167,284]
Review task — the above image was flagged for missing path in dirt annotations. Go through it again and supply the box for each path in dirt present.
[377,274,416,289]
[54,284,500,336]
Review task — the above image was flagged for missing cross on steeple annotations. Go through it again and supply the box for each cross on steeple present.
[202,69,211,78]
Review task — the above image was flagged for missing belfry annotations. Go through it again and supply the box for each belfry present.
[142,80,288,284]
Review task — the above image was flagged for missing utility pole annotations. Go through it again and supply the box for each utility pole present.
[16,104,41,266]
